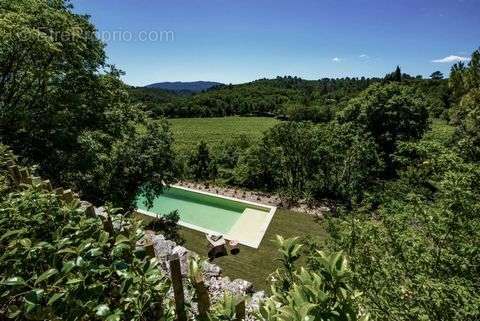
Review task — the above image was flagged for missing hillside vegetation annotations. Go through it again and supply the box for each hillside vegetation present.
[132,77,381,119]
[145,81,223,93]
[131,73,451,122]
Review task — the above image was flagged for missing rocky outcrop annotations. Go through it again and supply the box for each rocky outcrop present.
[205,276,255,302]
[143,233,193,276]
[202,261,222,278]
[249,291,266,313]
[142,232,266,313]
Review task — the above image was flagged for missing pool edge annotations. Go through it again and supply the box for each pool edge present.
[171,185,275,212]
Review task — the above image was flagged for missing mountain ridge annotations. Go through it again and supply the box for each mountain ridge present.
[145,81,223,93]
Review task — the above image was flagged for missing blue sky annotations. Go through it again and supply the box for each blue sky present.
[72,0,480,86]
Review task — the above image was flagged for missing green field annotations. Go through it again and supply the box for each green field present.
[169,117,279,152]
[179,209,327,291]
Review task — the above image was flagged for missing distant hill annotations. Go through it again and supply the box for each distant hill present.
[145,81,223,93]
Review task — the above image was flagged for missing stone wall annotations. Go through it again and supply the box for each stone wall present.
[144,232,266,313]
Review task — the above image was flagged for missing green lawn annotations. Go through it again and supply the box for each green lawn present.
[179,208,327,291]
[169,117,279,152]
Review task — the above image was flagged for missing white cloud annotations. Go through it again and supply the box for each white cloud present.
[432,55,470,63]
[332,57,341,62]
[359,54,370,59]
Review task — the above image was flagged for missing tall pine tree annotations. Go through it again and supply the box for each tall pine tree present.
[394,66,402,82]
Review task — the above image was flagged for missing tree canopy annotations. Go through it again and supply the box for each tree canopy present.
[0,0,175,208]
[339,83,429,173]
[449,49,480,161]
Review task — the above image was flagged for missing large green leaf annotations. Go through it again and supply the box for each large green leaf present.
[61,260,76,273]
[1,229,26,241]
[47,292,64,306]
[2,277,26,286]
[105,314,122,321]
[35,269,58,285]
[114,234,130,245]
[66,278,82,285]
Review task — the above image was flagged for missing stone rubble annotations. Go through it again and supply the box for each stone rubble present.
[201,261,222,278]
[143,232,267,315]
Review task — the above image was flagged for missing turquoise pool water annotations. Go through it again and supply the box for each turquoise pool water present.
[136,187,264,234]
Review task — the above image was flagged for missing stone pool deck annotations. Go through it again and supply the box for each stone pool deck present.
[227,208,275,248]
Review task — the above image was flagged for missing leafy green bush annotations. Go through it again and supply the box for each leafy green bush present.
[321,134,480,321]
[257,236,369,321]
[145,210,182,244]
[0,183,174,320]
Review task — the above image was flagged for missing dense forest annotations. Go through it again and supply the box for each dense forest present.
[131,77,379,120]
[130,72,451,122]
[0,0,479,320]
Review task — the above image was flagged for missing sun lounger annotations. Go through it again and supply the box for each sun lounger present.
[206,234,227,258]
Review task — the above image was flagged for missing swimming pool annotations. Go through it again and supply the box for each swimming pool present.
[135,186,276,248]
